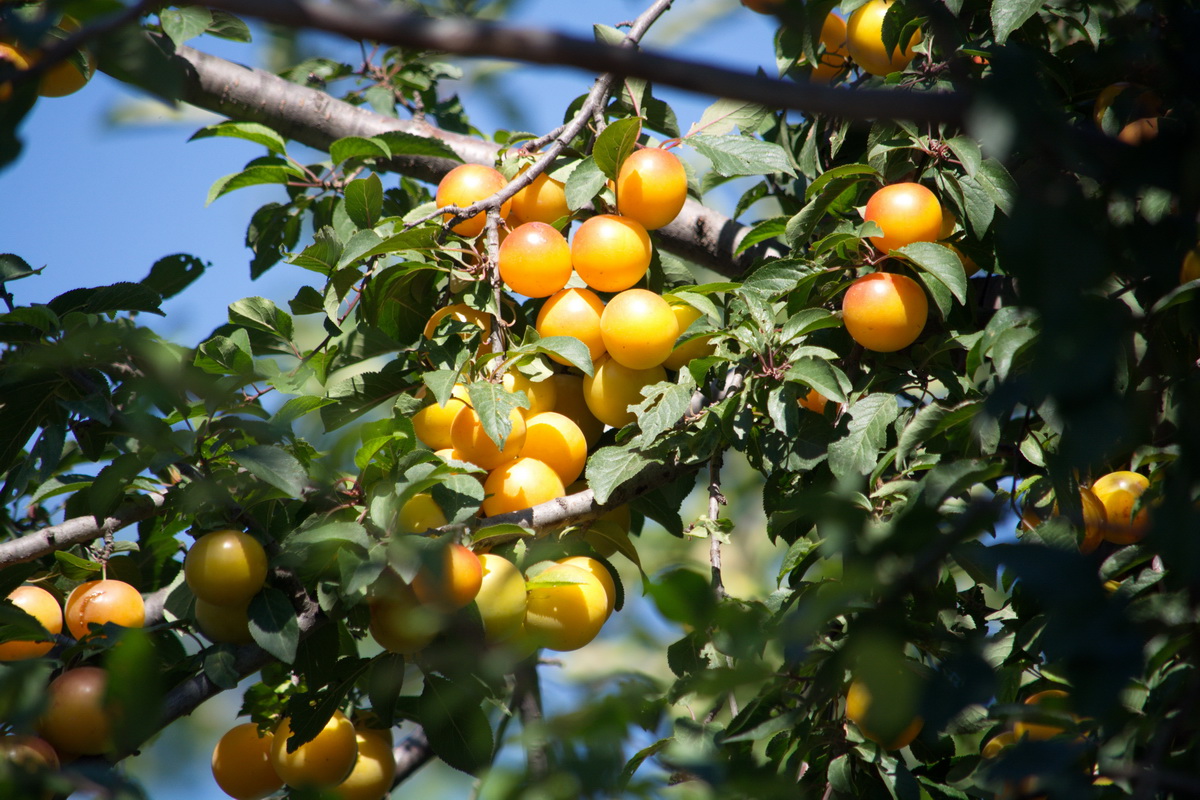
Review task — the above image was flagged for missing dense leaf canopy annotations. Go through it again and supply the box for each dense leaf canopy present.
[1,1,1199,799]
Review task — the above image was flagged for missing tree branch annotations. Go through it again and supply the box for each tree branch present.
[157,42,778,277]
[0,493,166,568]
[392,726,433,785]
[195,0,967,125]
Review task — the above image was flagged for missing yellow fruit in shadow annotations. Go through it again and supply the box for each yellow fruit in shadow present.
[271,711,358,790]
[1090,470,1150,544]
[549,373,605,447]
[211,723,283,800]
[1180,248,1200,284]
[330,728,396,800]
[398,492,448,534]
[845,679,923,750]
[799,387,828,415]
[511,168,569,225]
[0,44,32,102]
[0,585,62,661]
[847,0,921,77]
[663,303,716,371]
[411,543,482,611]
[556,556,616,619]
[37,666,114,756]
[450,404,527,470]
[520,411,588,485]
[981,730,1018,759]
[1014,689,1074,741]
[582,356,666,428]
[195,598,254,645]
[502,371,557,414]
[367,572,440,655]
[474,553,527,643]
[412,385,470,450]
[523,562,609,651]
[799,13,851,83]
[185,530,269,608]
[422,304,492,356]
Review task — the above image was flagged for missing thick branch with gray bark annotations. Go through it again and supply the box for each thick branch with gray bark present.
[0,493,166,568]
[161,43,776,276]
[198,0,966,124]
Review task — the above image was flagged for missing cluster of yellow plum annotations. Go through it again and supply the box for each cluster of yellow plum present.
[210,713,396,800]
[743,0,923,81]
[366,542,619,657]
[0,529,274,772]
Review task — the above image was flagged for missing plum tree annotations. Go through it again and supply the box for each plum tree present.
[0,1,1197,799]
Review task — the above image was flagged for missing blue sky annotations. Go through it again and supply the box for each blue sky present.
[1,2,783,797]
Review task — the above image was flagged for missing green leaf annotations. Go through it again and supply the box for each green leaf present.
[142,254,206,300]
[564,156,608,211]
[687,134,796,178]
[205,10,252,42]
[430,474,485,524]
[976,158,1018,215]
[804,163,878,202]
[280,522,371,581]
[631,380,696,447]
[898,242,968,303]
[0,253,39,283]
[619,738,673,788]
[418,674,493,775]
[688,97,769,137]
[336,229,384,270]
[466,381,528,451]
[992,0,1046,44]
[357,228,439,261]
[195,329,255,376]
[207,161,302,205]
[785,174,869,247]
[321,368,413,431]
[593,117,643,180]
[945,136,982,177]
[248,587,301,664]
[54,550,102,580]
[344,174,384,230]
[48,283,164,317]
[89,453,144,523]
[160,6,213,46]
[828,393,900,479]
[648,568,714,628]
[374,131,464,162]
[521,336,594,375]
[232,445,308,497]
[586,445,657,505]
[189,120,287,156]
[785,358,849,404]
[228,296,294,341]
[329,136,390,165]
